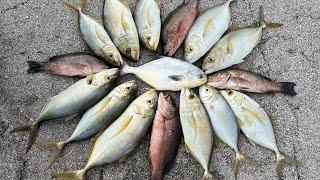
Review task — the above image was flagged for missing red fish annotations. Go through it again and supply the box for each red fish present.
[149,92,182,180]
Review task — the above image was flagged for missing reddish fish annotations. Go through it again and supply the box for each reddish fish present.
[27,53,108,77]
[162,0,199,56]
[208,69,297,96]
[149,92,182,180]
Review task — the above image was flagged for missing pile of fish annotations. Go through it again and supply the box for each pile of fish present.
[11,0,299,179]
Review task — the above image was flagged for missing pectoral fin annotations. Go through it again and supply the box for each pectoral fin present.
[168,75,182,81]
[203,17,214,38]
[121,10,130,32]
[95,27,108,44]
[227,37,233,55]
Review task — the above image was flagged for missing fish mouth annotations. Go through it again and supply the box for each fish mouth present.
[114,55,123,66]
[129,48,140,61]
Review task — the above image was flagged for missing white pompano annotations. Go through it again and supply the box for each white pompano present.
[135,0,161,51]
[221,90,299,179]
[184,0,233,63]
[121,57,207,91]
[202,6,283,74]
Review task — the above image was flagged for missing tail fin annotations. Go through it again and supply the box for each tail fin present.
[280,82,297,96]
[52,169,87,180]
[235,152,259,179]
[276,152,300,179]
[259,6,283,29]
[202,170,218,180]
[150,170,163,180]
[120,60,133,76]
[27,61,43,74]
[59,0,87,12]
[36,141,68,170]
[10,123,39,153]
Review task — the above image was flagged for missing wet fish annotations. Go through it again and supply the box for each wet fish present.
[59,0,123,66]
[27,53,108,77]
[221,90,299,179]
[202,6,283,74]
[184,0,232,63]
[179,88,216,179]
[199,84,258,179]
[104,0,140,60]
[121,57,207,91]
[149,92,182,180]
[36,81,137,169]
[134,0,161,51]
[162,0,199,56]
[52,90,158,180]
[207,69,297,96]
[10,68,119,152]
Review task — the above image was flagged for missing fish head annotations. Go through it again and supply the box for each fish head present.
[123,43,140,61]
[158,92,177,119]
[180,88,199,110]
[114,80,138,98]
[184,35,202,63]
[101,46,123,66]
[142,29,159,51]
[91,68,119,87]
[133,90,158,115]
[220,90,241,104]
[199,84,219,102]
[207,71,231,87]
[186,70,207,87]
[202,49,225,74]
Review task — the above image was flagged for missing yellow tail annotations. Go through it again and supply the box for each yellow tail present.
[59,0,87,12]
[276,152,300,179]
[52,168,87,180]
[259,6,283,29]
[36,141,68,170]
[235,152,259,179]
[10,122,39,153]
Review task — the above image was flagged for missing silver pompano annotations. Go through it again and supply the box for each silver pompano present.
[199,84,257,178]
[59,0,123,66]
[135,0,161,51]
[10,68,119,152]
[221,90,299,179]
[202,7,283,74]
[121,57,207,91]
[52,90,158,180]
[179,88,216,179]
[104,0,140,61]
[184,0,232,63]
[36,81,137,169]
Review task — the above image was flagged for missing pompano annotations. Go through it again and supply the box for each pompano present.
[207,69,297,96]
[162,0,199,56]
[104,0,140,61]
[184,0,232,63]
[202,6,283,74]
[52,90,158,180]
[59,0,123,66]
[10,68,119,152]
[36,81,137,169]
[135,0,161,51]
[179,88,216,180]
[199,84,258,179]
[221,90,299,179]
[149,92,182,180]
[121,57,207,91]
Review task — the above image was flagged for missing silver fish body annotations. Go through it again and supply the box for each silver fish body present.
[121,57,207,91]
[135,0,161,51]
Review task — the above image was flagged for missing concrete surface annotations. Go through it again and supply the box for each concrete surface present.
[0,0,319,179]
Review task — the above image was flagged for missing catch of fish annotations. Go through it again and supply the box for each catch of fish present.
[10,0,299,179]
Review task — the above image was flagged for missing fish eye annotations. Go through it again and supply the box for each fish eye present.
[126,87,131,90]
[188,47,193,52]
[189,94,195,99]
[228,91,233,95]
[109,54,113,58]
[126,48,131,54]
[198,74,204,79]
[146,36,151,41]
[107,77,111,80]
[209,57,214,62]
[147,100,152,104]
[206,88,209,92]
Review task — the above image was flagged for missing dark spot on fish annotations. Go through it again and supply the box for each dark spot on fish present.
[169,75,182,81]
[198,74,204,79]
[228,91,233,95]
[206,88,209,92]
[109,54,113,58]
[147,100,152,104]
[107,77,111,80]
[209,57,214,62]
[187,47,193,52]
[126,86,131,90]
[189,94,195,99]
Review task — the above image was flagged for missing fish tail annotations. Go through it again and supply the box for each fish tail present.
[279,82,297,96]
[235,152,259,179]
[259,6,283,29]
[10,122,39,153]
[52,168,87,180]
[120,60,133,76]
[202,169,218,180]
[150,170,163,180]
[36,141,68,170]
[59,0,87,12]
[27,61,43,74]
[276,152,300,179]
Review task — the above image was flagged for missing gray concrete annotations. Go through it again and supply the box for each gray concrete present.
[0,0,319,179]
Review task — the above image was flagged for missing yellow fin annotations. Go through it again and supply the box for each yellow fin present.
[226,37,233,55]
[121,9,130,32]
[241,106,264,124]
[95,26,108,44]
[259,6,283,29]
[108,115,132,140]
[94,97,111,116]
[203,17,214,38]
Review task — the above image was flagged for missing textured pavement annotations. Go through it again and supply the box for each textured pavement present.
[0,0,319,179]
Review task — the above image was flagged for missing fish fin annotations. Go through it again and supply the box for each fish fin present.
[203,17,214,38]
[59,0,87,12]
[65,113,80,122]
[226,37,233,55]
[120,60,133,75]
[235,152,260,179]
[226,22,241,33]
[202,170,218,180]
[121,9,130,32]
[118,152,131,163]
[95,27,108,44]
[10,123,39,153]
[259,6,283,29]
[279,82,297,96]
[27,61,43,74]
[276,152,300,179]
[52,169,87,180]
[36,141,67,170]
[86,63,94,85]
[168,75,183,81]
[184,143,190,154]
[91,130,104,143]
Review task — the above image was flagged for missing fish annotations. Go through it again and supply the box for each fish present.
[199,84,258,179]
[179,88,217,180]
[36,80,137,169]
[59,0,123,66]
[134,0,161,51]
[104,0,140,61]
[149,92,182,180]
[52,90,158,180]
[10,68,119,152]
[202,6,283,74]
[184,0,232,63]
[221,90,299,179]
[27,53,108,78]
[120,57,207,91]
[207,69,297,96]
[162,0,199,56]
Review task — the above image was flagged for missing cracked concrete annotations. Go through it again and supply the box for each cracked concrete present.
[0,0,319,179]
